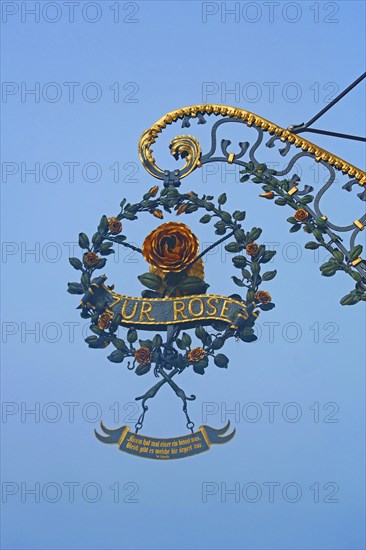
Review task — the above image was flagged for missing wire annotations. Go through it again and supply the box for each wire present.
[288,71,366,141]
[294,127,366,142]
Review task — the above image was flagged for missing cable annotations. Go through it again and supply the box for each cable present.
[294,127,366,142]
[288,71,366,141]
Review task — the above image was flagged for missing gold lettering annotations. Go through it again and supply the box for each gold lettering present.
[174,300,187,320]
[206,296,219,316]
[188,297,204,317]
[139,301,154,322]
[220,300,231,319]
[121,300,138,320]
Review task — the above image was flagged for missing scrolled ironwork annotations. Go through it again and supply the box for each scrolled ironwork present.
[138,104,366,303]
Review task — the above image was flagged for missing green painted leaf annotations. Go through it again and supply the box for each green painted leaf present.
[80,309,91,319]
[313,229,324,241]
[332,250,344,262]
[95,258,107,269]
[100,242,113,251]
[315,217,327,227]
[135,364,151,376]
[232,276,245,287]
[138,272,163,290]
[107,350,125,363]
[180,277,209,295]
[300,195,314,204]
[193,365,205,375]
[289,224,301,233]
[248,227,262,241]
[211,320,228,331]
[127,328,137,343]
[251,262,260,276]
[221,211,231,223]
[139,339,153,350]
[99,248,114,256]
[90,324,103,335]
[123,212,138,220]
[81,272,90,290]
[340,293,359,306]
[305,242,320,250]
[92,232,103,246]
[112,235,127,244]
[350,271,362,282]
[214,354,229,368]
[182,332,192,348]
[112,338,130,352]
[349,244,363,261]
[232,255,247,268]
[153,334,163,348]
[212,337,225,350]
[274,198,287,206]
[98,215,109,235]
[234,229,246,243]
[78,233,89,249]
[262,270,277,281]
[141,290,162,299]
[259,303,275,311]
[239,332,257,343]
[69,257,83,270]
[195,326,208,341]
[214,221,226,235]
[194,356,209,369]
[109,313,122,333]
[261,250,276,263]
[176,338,186,351]
[67,282,84,295]
[233,210,246,221]
[225,242,242,253]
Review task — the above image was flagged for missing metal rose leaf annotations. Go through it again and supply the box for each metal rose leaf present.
[138,272,163,290]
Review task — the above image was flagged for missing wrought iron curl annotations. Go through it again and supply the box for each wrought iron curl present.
[138,104,366,301]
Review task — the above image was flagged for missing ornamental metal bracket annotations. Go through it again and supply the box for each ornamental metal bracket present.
[68,103,365,460]
[138,104,366,303]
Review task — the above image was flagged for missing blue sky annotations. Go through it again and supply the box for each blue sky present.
[1,1,365,549]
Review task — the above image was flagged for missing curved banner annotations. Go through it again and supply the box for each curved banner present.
[81,276,257,330]
[95,421,235,460]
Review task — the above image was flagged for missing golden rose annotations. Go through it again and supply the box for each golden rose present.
[108,217,122,234]
[149,186,159,197]
[246,242,259,256]
[255,290,272,304]
[152,209,164,219]
[83,251,100,266]
[98,312,111,330]
[142,222,199,273]
[187,347,206,362]
[294,209,309,222]
[134,347,152,365]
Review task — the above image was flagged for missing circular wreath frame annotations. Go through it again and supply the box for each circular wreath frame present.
[67,186,278,377]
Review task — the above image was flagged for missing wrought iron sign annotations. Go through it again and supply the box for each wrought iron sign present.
[68,103,365,460]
